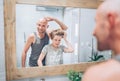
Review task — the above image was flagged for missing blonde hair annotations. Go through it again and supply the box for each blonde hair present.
[50,29,64,39]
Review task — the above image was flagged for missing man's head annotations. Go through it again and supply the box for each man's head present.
[93,0,120,52]
[37,18,48,33]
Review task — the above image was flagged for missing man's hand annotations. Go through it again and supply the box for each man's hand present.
[44,17,56,22]
[63,32,67,40]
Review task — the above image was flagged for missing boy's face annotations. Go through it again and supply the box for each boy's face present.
[52,35,62,48]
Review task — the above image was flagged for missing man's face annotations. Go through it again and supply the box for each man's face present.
[93,11,110,51]
[37,19,48,33]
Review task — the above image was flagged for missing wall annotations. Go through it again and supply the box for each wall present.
[79,8,96,62]
[64,8,80,64]
[0,0,6,81]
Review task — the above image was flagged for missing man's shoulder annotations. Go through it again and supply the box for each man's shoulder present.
[82,60,120,81]
[87,59,120,72]
[29,33,35,38]
[26,33,35,43]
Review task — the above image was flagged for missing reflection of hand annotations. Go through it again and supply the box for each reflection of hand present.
[38,63,43,67]
[63,32,67,40]
[22,66,25,68]
[44,17,55,22]
[38,65,43,67]
[37,60,43,67]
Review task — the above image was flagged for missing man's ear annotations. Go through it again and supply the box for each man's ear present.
[107,13,115,28]
[47,25,49,28]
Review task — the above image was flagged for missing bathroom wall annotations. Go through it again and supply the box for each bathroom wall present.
[64,8,80,63]
[0,0,6,81]
[79,8,96,62]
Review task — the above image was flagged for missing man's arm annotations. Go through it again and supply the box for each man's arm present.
[45,17,68,30]
[21,34,34,67]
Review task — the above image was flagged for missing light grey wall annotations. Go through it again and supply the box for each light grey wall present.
[64,8,80,64]
[79,8,96,62]
[0,0,6,81]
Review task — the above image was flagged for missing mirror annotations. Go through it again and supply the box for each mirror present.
[16,4,80,67]
[16,4,111,68]
[16,4,91,67]
[4,0,107,80]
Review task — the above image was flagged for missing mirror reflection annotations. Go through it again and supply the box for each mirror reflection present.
[16,4,112,68]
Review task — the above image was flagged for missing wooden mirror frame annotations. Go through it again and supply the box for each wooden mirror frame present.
[4,0,104,80]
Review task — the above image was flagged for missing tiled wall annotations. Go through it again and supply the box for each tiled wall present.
[0,0,6,81]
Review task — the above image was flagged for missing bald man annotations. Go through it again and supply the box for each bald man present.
[82,0,120,81]
[21,17,68,67]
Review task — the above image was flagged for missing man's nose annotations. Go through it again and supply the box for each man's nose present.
[92,26,96,36]
[39,26,43,29]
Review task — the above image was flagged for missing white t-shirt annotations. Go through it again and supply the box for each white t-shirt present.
[42,44,65,66]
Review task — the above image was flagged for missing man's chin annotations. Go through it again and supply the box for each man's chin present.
[39,31,45,33]
[97,46,110,51]
[97,48,105,51]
